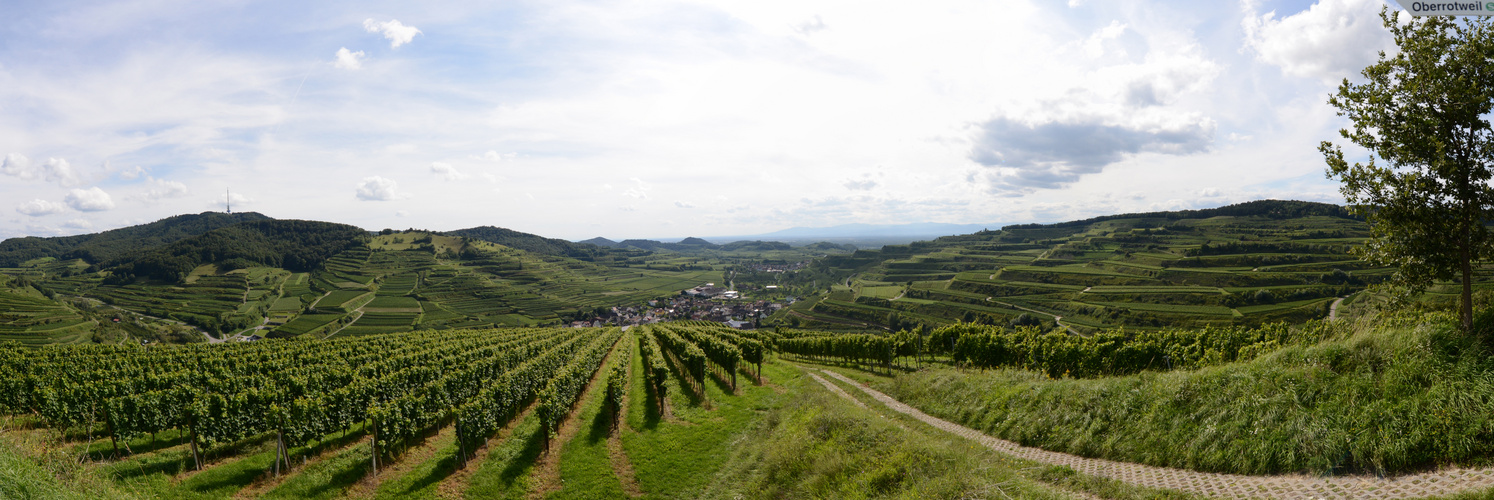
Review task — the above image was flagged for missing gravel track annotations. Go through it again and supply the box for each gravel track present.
[817,368,1494,499]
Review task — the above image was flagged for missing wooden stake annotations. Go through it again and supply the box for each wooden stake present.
[189,423,202,471]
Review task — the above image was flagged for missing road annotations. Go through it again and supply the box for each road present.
[986,297,1081,335]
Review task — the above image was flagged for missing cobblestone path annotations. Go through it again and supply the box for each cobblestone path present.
[817,369,1494,499]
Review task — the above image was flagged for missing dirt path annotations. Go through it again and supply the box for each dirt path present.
[322,310,363,339]
[986,297,1081,335]
[1329,296,1347,320]
[817,368,1494,500]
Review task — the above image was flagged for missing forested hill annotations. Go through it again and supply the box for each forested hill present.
[0,211,271,267]
[108,220,368,282]
[444,225,642,261]
[1000,200,1355,231]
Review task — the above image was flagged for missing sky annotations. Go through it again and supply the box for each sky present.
[0,0,1406,240]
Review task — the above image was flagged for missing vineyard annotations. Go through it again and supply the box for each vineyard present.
[772,201,1442,332]
[9,307,1494,498]
[0,323,788,499]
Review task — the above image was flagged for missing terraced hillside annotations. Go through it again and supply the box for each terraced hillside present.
[778,200,1465,332]
[3,228,728,344]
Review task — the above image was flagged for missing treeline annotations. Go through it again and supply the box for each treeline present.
[0,212,270,267]
[107,220,368,282]
[1001,200,1356,231]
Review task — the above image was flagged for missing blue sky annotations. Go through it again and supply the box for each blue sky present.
[0,0,1400,240]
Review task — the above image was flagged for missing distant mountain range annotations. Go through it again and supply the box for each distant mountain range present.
[738,222,1004,241]
[0,200,1354,279]
[574,222,1005,249]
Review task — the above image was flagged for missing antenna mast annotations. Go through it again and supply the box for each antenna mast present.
[226,188,231,214]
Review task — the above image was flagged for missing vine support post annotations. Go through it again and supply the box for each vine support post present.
[370,420,379,475]
[188,421,202,471]
[106,417,120,460]
[455,422,467,470]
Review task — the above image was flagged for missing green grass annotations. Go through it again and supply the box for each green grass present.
[463,408,547,499]
[871,310,1494,476]
[0,434,145,500]
[545,343,630,499]
[369,429,463,499]
[619,351,797,499]
[857,285,904,299]
[705,364,1190,500]
[262,433,374,499]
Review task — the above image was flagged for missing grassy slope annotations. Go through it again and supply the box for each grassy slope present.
[705,364,1192,500]
[0,435,144,500]
[872,310,1494,476]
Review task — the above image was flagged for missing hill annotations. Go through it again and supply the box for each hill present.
[577,236,617,247]
[770,199,1408,332]
[445,226,642,262]
[738,221,1001,240]
[0,198,1469,344]
[0,211,271,267]
[107,219,369,282]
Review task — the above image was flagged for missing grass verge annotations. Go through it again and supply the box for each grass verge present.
[873,310,1494,476]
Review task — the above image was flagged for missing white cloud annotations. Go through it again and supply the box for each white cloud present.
[622,177,650,199]
[1241,0,1393,82]
[64,219,92,229]
[363,19,422,48]
[65,187,115,212]
[844,179,878,191]
[42,158,82,187]
[334,47,366,70]
[211,192,254,212]
[16,199,65,217]
[1078,21,1127,59]
[396,210,409,217]
[144,178,189,200]
[478,150,505,162]
[674,200,695,208]
[1,153,29,178]
[793,15,827,36]
[430,162,467,181]
[356,176,404,201]
[1,154,82,186]
[118,165,146,180]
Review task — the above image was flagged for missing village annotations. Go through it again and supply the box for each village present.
[568,282,791,329]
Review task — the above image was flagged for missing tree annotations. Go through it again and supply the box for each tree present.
[1322,9,1494,333]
